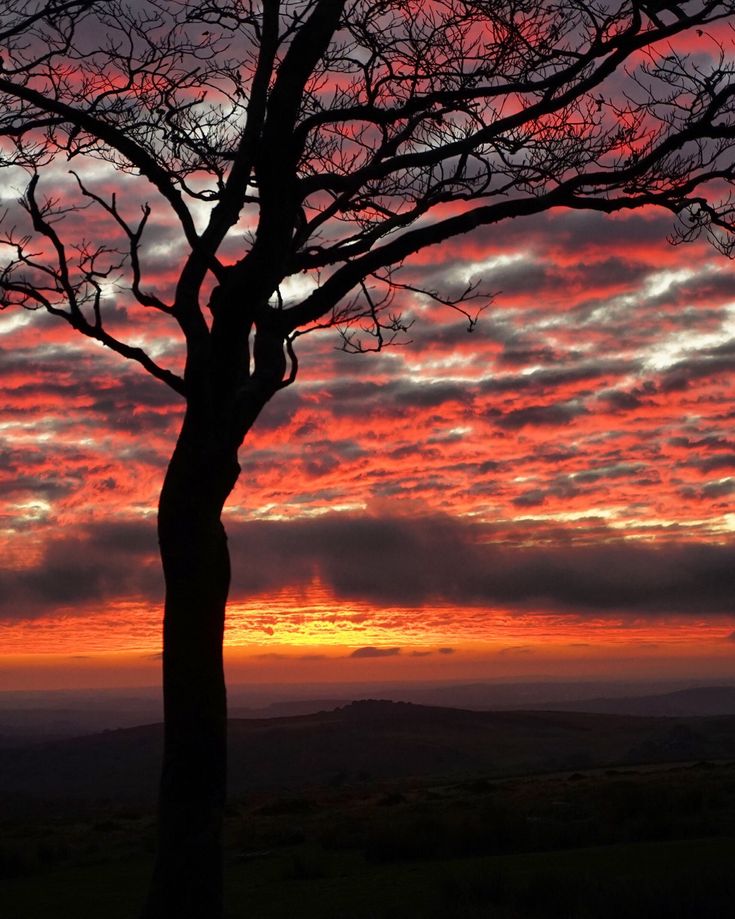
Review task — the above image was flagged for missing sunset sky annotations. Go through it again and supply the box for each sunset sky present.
[1,197,733,690]
[1,6,734,692]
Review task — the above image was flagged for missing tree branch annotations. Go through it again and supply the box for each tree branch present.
[0,76,199,247]
[1,174,185,396]
[70,171,174,314]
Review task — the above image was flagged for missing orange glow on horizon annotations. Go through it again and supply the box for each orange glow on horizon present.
[2,577,733,690]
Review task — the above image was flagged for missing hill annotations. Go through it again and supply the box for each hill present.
[525,685,735,717]
[4,680,735,746]
[3,700,735,805]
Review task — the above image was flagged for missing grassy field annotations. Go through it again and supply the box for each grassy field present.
[3,761,735,918]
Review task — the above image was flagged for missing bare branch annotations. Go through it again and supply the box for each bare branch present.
[1,174,185,395]
[0,0,733,402]
[0,74,199,245]
[70,170,174,314]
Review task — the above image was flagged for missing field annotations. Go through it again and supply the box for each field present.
[4,760,735,918]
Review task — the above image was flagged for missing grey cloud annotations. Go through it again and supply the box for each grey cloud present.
[480,359,630,396]
[2,513,733,623]
[350,646,401,658]
[252,388,303,430]
[700,479,735,499]
[680,454,735,474]
[0,520,161,619]
[670,436,735,451]
[222,514,735,618]
[393,380,473,409]
[659,340,735,392]
[495,401,587,429]
[0,475,72,500]
[571,463,649,484]
[456,208,676,258]
[295,358,629,423]
[599,389,646,412]
[644,273,735,313]
[498,344,559,367]
[227,514,735,617]
[513,489,548,507]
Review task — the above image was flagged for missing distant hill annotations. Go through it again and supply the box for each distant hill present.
[3,700,735,806]
[230,698,351,720]
[372,679,735,712]
[4,680,735,745]
[527,686,735,717]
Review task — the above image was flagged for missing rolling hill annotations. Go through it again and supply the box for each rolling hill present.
[2,700,735,805]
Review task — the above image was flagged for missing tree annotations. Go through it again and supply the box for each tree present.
[1,1,733,915]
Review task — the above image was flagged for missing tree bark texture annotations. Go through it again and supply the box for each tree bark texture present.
[143,405,241,919]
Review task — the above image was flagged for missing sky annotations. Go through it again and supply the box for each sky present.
[1,198,733,690]
[0,6,734,692]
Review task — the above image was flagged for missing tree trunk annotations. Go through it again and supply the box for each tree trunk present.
[142,406,241,919]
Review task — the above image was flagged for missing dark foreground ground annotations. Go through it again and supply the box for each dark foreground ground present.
[4,759,735,918]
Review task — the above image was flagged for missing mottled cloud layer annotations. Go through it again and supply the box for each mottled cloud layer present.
[0,207,733,654]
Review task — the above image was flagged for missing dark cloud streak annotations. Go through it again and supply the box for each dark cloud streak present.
[1,514,732,622]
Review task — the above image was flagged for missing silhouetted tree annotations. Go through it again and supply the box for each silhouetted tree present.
[1,1,734,915]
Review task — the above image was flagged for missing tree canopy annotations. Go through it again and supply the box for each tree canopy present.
[1,1,734,402]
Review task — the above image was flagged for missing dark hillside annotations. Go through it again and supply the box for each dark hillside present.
[3,700,735,804]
